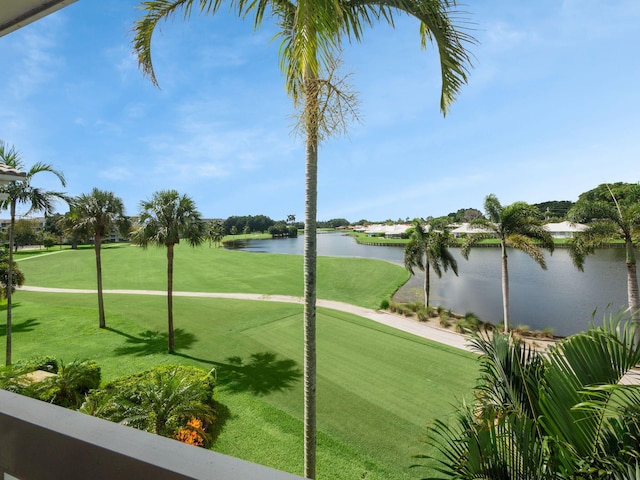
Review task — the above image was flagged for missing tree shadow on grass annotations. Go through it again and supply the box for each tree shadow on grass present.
[177,351,302,396]
[0,302,21,312]
[109,327,197,356]
[0,318,40,336]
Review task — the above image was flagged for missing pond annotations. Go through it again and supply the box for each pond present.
[226,233,633,336]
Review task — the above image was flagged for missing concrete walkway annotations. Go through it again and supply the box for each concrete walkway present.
[18,285,471,352]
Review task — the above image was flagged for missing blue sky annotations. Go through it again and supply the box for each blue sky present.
[1,0,639,223]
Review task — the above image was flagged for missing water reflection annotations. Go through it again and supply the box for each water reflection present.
[226,233,632,336]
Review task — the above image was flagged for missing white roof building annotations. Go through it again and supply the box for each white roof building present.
[449,223,493,237]
[544,221,587,238]
[362,224,411,237]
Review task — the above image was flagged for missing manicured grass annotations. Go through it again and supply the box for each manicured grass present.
[17,243,408,309]
[9,245,478,478]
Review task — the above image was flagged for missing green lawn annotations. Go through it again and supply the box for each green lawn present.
[9,244,478,479]
[17,243,408,309]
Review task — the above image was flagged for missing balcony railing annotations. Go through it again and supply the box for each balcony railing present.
[0,389,305,480]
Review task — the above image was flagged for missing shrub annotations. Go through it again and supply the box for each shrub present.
[379,298,390,310]
[440,313,451,328]
[513,325,531,336]
[82,365,216,445]
[456,312,481,333]
[31,360,101,408]
[542,327,555,338]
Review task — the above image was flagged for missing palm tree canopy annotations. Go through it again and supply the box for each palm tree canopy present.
[133,0,475,115]
[419,314,640,479]
[0,142,68,216]
[568,183,640,270]
[133,190,205,248]
[71,188,131,238]
[404,218,458,278]
[462,194,554,267]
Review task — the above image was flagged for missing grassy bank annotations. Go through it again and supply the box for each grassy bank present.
[9,243,478,478]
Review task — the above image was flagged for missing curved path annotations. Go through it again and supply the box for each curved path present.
[18,285,471,352]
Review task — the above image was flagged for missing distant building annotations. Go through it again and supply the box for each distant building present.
[356,223,411,238]
[544,221,587,238]
[449,223,492,238]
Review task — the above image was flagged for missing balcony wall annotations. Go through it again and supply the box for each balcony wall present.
[0,389,304,480]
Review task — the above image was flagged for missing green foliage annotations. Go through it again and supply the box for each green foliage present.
[317,218,351,228]
[14,219,38,248]
[31,359,101,408]
[379,298,390,310]
[417,315,640,479]
[578,182,640,206]
[82,365,216,444]
[224,215,275,235]
[42,236,57,249]
[0,358,100,409]
[0,248,24,299]
[287,225,298,238]
[534,200,574,219]
[268,222,289,237]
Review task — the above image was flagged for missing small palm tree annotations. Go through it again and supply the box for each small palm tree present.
[120,368,215,438]
[71,188,131,328]
[132,190,204,353]
[568,183,640,341]
[461,194,554,332]
[404,219,458,309]
[0,141,67,366]
[204,220,225,248]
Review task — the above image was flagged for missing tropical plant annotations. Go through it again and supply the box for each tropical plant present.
[205,220,225,248]
[133,3,474,475]
[461,194,554,332]
[0,248,24,300]
[30,359,101,409]
[416,314,640,480]
[131,190,205,353]
[70,188,131,328]
[568,182,640,342]
[404,218,458,309]
[81,365,215,444]
[57,211,86,249]
[0,141,68,366]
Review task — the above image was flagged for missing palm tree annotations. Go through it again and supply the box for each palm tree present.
[131,190,204,353]
[0,141,67,366]
[568,183,640,341]
[133,3,474,475]
[71,188,131,328]
[417,314,640,479]
[404,219,458,309]
[204,220,225,248]
[461,194,554,333]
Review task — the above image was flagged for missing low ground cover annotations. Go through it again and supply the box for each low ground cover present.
[7,245,478,478]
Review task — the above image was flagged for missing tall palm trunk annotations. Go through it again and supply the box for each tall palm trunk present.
[625,239,640,343]
[303,70,319,480]
[424,258,431,308]
[501,243,510,332]
[94,233,106,328]
[5,201,16,366]
[167,243,175,353]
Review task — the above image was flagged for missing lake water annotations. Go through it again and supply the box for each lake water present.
[226,233,633,336]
